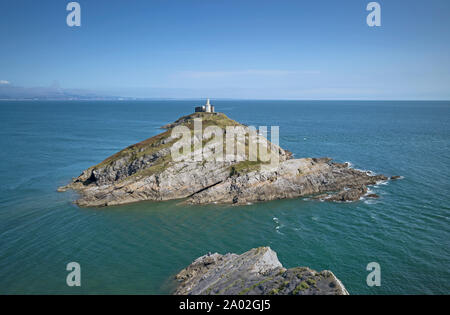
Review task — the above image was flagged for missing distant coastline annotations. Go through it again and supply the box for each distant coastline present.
[1,97,449,102]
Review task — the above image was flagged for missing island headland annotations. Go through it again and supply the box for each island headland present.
[58,101,397,207]
[174,247,349,295]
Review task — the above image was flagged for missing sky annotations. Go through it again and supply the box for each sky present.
[0,0,449,99]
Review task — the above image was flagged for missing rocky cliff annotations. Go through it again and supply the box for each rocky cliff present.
[174,247,349,295]
[58,112,392,207]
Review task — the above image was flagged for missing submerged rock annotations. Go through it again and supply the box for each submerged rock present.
[58,112,394,207]
[174,247,349,295]
[326,186,368,202]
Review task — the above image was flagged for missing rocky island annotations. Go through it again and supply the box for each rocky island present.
[174,247,349,295]
[58,108,394,207]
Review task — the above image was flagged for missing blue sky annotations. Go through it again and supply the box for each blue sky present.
[0,0,449,99]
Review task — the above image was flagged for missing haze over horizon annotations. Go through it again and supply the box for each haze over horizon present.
[1,0,450,100]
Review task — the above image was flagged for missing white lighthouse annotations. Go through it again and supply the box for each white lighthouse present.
[195,99,215,113]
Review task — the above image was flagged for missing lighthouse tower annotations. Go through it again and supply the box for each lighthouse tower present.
[194,99,215,113]
[205,98,211,112]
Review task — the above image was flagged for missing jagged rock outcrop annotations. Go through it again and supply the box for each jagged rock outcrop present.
[58,112,392,207]
[187,158,387,205]
[174,247,349,295]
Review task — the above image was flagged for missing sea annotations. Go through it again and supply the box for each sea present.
[0,100,448,294]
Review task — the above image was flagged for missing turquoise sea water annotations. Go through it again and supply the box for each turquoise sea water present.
[0,100,449,294]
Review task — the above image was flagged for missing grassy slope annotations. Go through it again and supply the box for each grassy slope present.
[86,112,274,180]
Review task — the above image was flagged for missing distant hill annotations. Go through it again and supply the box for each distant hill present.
[0,84,128,100]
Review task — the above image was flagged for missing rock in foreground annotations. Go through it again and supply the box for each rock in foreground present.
[174,247,349,295]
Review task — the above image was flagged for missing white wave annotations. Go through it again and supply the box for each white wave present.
[274,222,285,235]
[353,168,377,176]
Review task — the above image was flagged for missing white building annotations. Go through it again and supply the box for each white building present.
[195,99,215,113]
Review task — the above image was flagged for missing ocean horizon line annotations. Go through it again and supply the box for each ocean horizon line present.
[1,98,449,102]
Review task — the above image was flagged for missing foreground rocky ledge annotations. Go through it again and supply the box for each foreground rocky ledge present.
[58,112,395,207]
[174,247,349,295]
